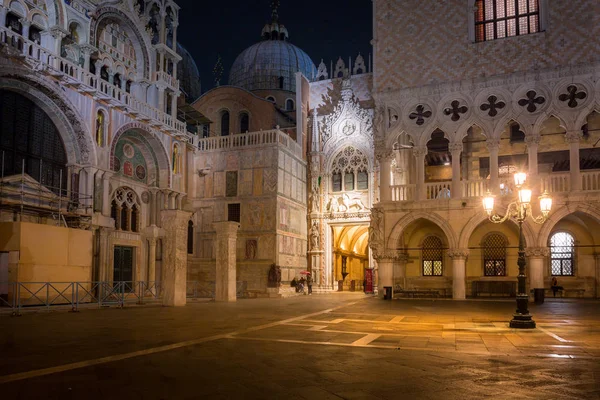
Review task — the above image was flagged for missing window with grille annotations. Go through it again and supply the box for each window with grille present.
[422,236,444,276]
[228,203,241,223]
[475,0,540,42]
[550,232,575,276]
[483,233,507,276]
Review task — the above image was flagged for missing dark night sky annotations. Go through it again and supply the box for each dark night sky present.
[175,0,373,92]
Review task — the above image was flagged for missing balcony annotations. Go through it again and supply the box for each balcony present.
[391,170,600,202]
[0,26,191,142]
[197,129,302,158]
[154,71,179,90]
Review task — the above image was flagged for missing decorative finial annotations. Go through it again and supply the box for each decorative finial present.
[213,55,223,87]
[271,0,280,22]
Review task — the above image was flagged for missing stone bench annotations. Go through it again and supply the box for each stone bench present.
[471,281,516,298]
[544,288,585,298]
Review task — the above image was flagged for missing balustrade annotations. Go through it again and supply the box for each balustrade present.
[197,129,301,156]
[0,26,191,142]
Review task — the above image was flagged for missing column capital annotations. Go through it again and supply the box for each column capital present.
[448,142,463,154]
[486,138,500,151]
[47,25,68,40]
[412,146,427,158]
[19,18,31,28]
[525,247,549,258]
[213,221,240,236]
[148,237,157,246]
[80,44,98,56]
[375,149,394,162]
[447,248,469,260]
[565,131,582,144]
[524,135,541,146]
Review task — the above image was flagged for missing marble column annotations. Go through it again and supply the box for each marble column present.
[171,91,178,119]
[101,171,112,217]
[161,209,191,306]
[98,227,111,282]
[393,253,408,290]
[214,221,240,302]
[413,146,427,200]
[378,152,392,202]
[449,249,468,299]
[566,131,582,191]
[526,135,541,194]
[157,85,166,113]
[377,258,393,299]
[526,247,548,292]
[449,142,463,199]
[148,238,157,283]
[487,139,500,194]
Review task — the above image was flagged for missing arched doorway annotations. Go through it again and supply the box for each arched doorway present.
[331,224,369,291]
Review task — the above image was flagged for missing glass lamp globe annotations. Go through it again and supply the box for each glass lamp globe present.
[518,188,532,205]
[483,192,495,215]
[514,172,527,188]
[539,191,553,216]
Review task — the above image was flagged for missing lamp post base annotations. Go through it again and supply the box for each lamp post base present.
[509,314,536,329]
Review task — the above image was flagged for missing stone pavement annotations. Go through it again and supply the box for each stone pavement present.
[0,294,599,399]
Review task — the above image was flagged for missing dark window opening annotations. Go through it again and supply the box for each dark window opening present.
[131,205,139,233]
[510,123,525,143]
[286,99,294,111]
[239,113,249,133]
[357,170,368,190]
[278,76,284,89]
[120,206,128,231]
[220,111,230,136]
[332,173,342,192]
[187,220,194,254]
[344,172,354,191]
[228,203,241,223]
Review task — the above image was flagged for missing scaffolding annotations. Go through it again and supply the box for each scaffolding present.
[0,155,93,229]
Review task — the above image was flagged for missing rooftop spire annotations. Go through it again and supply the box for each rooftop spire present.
[271,0,280,23]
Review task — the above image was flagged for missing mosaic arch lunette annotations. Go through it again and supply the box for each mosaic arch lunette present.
[110,123,171,188]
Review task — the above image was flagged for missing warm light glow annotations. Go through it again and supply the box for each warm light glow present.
[518,188,532,205]
[483,192,495,215]
[499,183,505,190]
[539,191,553,215]
[514,172,527,187]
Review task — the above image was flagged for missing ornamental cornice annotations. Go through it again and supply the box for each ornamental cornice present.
[374,250,408,262]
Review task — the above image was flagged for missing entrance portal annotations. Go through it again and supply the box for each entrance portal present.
[331,224,370,292]
[113,246,134,282]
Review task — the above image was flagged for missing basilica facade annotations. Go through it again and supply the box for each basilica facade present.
[1,0,599,304]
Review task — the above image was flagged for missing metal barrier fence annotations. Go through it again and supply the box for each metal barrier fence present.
[0,280,249,314]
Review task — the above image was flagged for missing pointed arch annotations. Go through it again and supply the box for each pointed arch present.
[387,211,458,250]
[458,210,536,249]
[538,204,600,248]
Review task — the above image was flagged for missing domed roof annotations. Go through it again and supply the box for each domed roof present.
[228,2,316,93]
[177,43,202,102]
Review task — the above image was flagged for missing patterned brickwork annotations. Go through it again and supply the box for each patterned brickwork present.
[374,0,600,92]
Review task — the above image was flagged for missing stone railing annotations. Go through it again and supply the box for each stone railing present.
[154,70,179,90]
[0,26,190,142]
[197,129,302,157]
[391,170,600,202]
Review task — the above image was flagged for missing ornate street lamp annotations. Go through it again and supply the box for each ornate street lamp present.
[482,172,552,329]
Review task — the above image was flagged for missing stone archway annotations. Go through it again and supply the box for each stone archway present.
[387,211,458,250]
[459,210,537,250]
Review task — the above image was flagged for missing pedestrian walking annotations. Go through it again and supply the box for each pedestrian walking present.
[307,273,312,295]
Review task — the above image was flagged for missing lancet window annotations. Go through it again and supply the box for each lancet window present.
[111,187,141,233]
[330,147,369,193]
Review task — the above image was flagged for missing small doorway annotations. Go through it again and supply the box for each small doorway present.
[113,246,134,282]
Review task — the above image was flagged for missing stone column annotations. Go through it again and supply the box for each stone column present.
[595,254,600,299]
[157,84,166,113]
[101,171,112,217]
[20,19,31,42]
[171,91,178,119]
[98,228,111,282]
[449,142,463,199]
[393,253,408,290]
[0,7,6,28]
[525,135,540,177]
[171,22,179,52]
[80,45,96,72]
[413,146,427,200]
[566,131,582,191]
[377,258,393,299]
[449,249,468,300]
[148,238,157,283]
[378,152,393,202]
[213,221,240,302]
[160,209,191,306]
[526,247,548,292]
[487,139,500,194]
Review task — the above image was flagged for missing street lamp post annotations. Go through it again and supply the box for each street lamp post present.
[483,172,552,329]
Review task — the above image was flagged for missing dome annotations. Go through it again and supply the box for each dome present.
[228,2,316,93]
[177,43,202,102]
[229,41,316,92]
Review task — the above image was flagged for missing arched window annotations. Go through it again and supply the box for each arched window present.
[220,111,230,136]
[330,147,370,193]
[357,170,369,190]
[286,99,294,111]
[344,170,354,191]
[422,236,443,276]
[0,90,67,194]
[550,232,575,276]
[239,112,249,133]
[483,233,507,276]
[332,172,342,192]
[187,220,194,254]
[266,96,275,103]
[474,0,540,42]
[112,187,142,232]
[278,76,284,89]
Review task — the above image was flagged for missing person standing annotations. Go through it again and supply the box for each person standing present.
[307,273,313,295]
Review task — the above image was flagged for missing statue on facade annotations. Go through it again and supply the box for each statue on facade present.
[368,207,384,257]
[310,221,320,250]
[267,263,281,288]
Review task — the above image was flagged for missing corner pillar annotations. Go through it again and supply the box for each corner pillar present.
[449,249,469,299]
[214,221,240,302]
[377,151,393,202]
[393,253,408,290]
[526,247,548,291]
[160,209,191,306]
[377,258,393,299]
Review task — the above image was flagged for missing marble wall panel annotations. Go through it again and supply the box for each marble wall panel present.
[253,169,263,195]
[214,172,225,197]
[240,169,253,196]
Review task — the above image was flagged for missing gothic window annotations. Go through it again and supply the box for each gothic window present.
[330,147,370,193]
[483,233,507,276]
[422,236,443,276]
[220,111,230,136]
[100,66,109,82]
[475,0,540,42]
[0,90,67,195]
[332,173,342,192]
[239,112,249,133]
[509,123,525,143]
[286,99,294,111]
[187,220,194,254]
[550,232,575,276]
[357,170,369,190]
[344,171,355,191]
[112,187,142,232]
